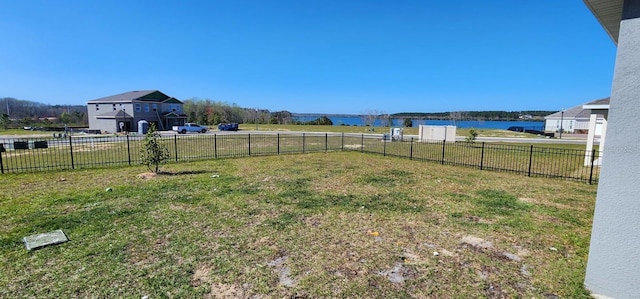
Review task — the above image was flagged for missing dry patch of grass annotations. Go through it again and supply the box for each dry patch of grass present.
[0,152,596,298]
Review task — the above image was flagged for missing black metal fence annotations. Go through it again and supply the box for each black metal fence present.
[0,133,599,184]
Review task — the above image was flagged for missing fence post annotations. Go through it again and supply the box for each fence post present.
[480,142,485,170]
[126,135,131,166]
[302,133,305,153]
[214,134,217,159]
[248,134,251,156]
[325,133,328,152]
[174,135,178,162]
[383,136,387,156]
[441,140,446,165]
[528,145,534,177]
[0,147,4,174]
[589,148,597,184]
[410,138,414,160]
[341,133,344,151]
[277,133,280,155]
[69,135,75,169]
[361,134,364,153]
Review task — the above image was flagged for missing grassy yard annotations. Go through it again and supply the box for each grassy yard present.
[0,152,595,298]
[237,124,543,139]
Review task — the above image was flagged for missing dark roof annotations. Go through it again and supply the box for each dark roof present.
[585,97,610,106]
[545,97,610,119]
[163,97,183,104]
[95,110,133,119]
[545,105,584,119]
[88,90,183,104]
[162,111,187,117]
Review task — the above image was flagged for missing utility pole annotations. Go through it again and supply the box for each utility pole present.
[559,109,564,139]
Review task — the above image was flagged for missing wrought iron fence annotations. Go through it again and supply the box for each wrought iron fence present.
[0,133,599,184]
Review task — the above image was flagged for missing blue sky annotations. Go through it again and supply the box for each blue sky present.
[0,1,616,114]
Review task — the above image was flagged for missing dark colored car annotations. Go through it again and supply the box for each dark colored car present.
[507,126,525,132]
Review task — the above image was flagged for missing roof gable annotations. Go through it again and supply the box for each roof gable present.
[87,90,176,104]
[139,91,171,102]
[95,110,133,119]
[162,97,184,104]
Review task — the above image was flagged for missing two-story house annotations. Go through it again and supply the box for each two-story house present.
[87,90,187,133]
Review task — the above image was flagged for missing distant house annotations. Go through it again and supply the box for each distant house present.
[87,90,187,133]
[544,97,609,135]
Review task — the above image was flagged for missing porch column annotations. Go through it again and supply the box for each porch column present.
[585,0,640,297]
[597,116,607,164]
[584,113,598,166]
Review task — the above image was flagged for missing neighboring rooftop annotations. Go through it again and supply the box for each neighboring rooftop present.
[545,97,610,119]
[87,90,180,104]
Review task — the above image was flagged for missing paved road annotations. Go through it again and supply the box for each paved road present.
[0,130,597,146]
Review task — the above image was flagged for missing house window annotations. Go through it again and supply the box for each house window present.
[169,104,181,112]
[152,104,157,112]
[135,103,141,112]
[95,104,99,111]
[144,104,150,112]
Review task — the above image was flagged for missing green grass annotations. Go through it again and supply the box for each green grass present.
[0,152,596,298]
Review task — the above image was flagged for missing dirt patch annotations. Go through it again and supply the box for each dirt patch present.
[303,215,323,227]
[267,255,296,287]
[376,262,415,284]
[136,172,157,180]
[461,235,493,250]
[127,245,159,266]
[343,144,363,149]
[518,197,537,204]
[206,283,245,299]
[191,264,212,287]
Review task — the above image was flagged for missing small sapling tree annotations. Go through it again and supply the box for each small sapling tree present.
[465,128,478,143]
[140,123,170,173]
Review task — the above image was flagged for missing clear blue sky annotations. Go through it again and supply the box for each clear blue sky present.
[0,0,616,114]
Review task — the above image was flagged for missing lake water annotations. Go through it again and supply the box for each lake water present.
[294,116,544,130]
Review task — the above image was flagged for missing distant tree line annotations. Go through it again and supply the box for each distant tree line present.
[0,97,87,128]
[392,110,554,120]
[183,99,333,126]
[183,99,299,125]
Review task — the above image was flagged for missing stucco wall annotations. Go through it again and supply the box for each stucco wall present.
[585,1,640,297]
[91,118,117,133]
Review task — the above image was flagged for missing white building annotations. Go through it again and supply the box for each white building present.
[544,97,609,135]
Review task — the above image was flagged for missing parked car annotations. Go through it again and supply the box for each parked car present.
[172,123,208,134]
[218,123,239,131]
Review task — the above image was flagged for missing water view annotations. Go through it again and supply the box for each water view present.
[294,116,544,130]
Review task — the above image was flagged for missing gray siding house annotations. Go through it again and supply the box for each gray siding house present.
[87,90,187,133]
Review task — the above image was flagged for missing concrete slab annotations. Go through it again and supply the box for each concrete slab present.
[23,229,68,251]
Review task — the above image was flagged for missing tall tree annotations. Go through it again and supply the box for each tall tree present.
[0,113,9,130]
